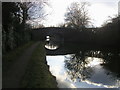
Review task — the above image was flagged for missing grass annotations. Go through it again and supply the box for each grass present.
[3,41,34,72]
[21,41,58,88]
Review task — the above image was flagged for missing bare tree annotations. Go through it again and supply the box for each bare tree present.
[19,0,49,27]
[65,2,90,30]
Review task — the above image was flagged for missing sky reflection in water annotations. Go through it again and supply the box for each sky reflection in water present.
[46,55,120,88]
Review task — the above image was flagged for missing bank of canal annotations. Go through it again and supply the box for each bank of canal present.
[21,41,58,88]
[3,41,58,88]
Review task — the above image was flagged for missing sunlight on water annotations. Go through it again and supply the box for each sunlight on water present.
[85,57,104,67]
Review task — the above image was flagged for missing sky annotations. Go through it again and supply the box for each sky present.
[118,1,120,15]
[41,0,119,27]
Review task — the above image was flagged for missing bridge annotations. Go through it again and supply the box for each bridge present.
[31,27,119,54]
[32,27,97,42]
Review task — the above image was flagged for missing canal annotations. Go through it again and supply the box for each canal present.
[45,36,120,89]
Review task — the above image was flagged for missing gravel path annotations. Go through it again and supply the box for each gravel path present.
[3,42,40,88]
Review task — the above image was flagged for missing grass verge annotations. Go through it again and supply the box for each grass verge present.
[3,41,34,72]
[21,41,58,88]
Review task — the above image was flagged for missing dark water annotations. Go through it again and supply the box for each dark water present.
[45,36,120,89]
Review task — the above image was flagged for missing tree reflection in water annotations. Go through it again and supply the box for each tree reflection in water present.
[64,50,120,82]
[64,51,94,81]
[103,52,120,78]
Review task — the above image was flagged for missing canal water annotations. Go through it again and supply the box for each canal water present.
[45,36,120,89]
[46,55,120,88]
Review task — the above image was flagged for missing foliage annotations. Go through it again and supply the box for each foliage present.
[25,1,49,28]
[63,15,119,50]
[65,2,90,30]
[3,41,34,72]
[2,2,31,54]
[2,1,48,54]
[95,15,120,49]
[21,42,58,88]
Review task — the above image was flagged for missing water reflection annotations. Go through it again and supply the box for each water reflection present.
[46,51,120,88]
[47,56,76,88]
[45,35,59,50]
[45,43,58,50]
[65,55,94,81]
[64,52,120,88]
